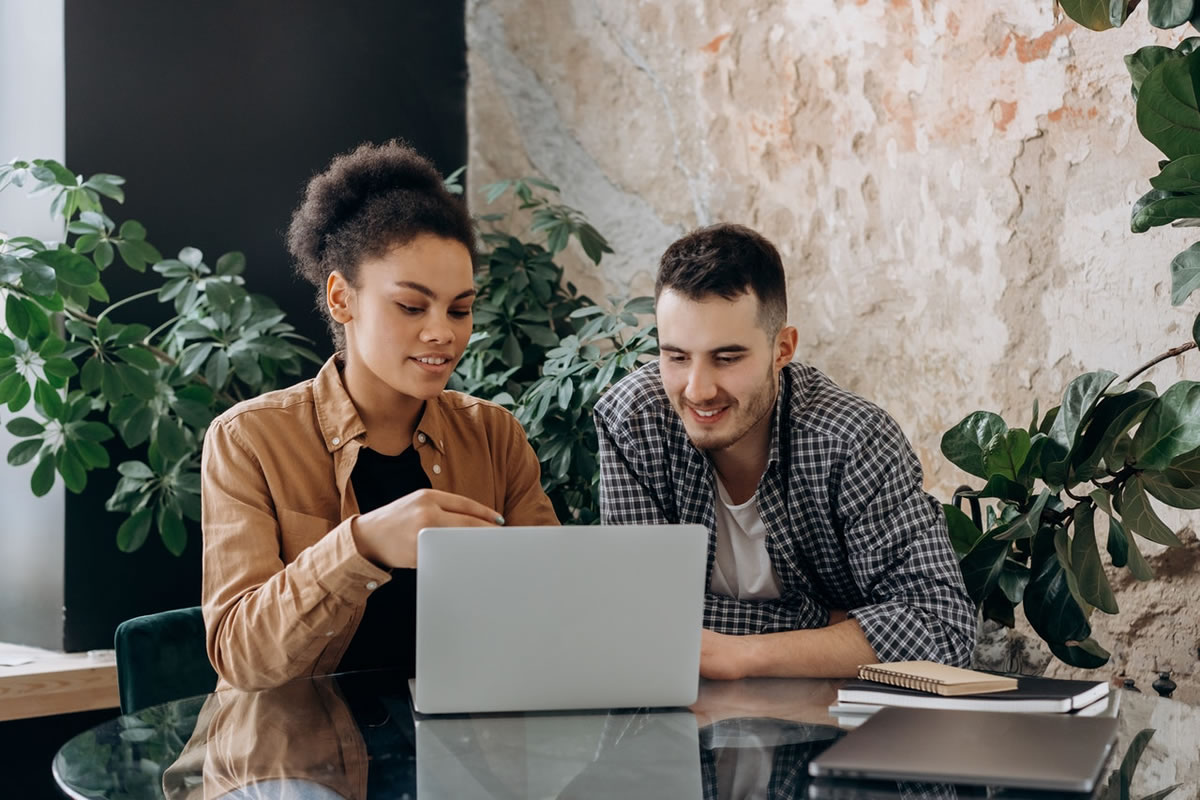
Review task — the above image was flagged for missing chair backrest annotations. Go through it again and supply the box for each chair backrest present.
[114,606,217,714]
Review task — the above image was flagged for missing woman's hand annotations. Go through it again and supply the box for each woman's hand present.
[352,488,503,569]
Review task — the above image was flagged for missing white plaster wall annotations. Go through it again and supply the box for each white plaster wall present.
[468,1,1200,696]
[0,0,66,649]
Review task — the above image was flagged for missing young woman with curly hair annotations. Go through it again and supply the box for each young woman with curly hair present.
[200,141,557,691]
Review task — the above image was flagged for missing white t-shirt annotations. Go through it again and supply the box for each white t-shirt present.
[709,475,781,601]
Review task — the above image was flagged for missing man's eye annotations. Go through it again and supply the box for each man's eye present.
[666,355,688,363]
[716,356,741,365]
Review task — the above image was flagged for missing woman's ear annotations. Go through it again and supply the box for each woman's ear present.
[326,271,354,324]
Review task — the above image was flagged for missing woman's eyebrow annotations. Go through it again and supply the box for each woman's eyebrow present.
[393,280,477,301]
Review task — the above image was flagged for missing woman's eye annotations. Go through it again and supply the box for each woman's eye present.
[449,309,472,319]
[398,304,424,315]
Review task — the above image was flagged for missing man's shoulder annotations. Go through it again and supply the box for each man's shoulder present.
[785,362,898,446]
[594,361,670,427]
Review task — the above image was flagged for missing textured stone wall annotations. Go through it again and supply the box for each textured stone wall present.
[467,1,1199,696]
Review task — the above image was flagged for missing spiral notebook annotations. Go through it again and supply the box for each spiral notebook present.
[857,661,1017,696]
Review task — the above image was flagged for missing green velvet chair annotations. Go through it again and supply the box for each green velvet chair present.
[114,606,217,714]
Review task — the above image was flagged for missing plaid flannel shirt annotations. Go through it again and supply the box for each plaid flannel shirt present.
[594,361,976,666]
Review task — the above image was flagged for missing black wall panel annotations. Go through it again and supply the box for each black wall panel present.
[62,0,467,649]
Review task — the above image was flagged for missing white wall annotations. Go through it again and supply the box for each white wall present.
[0,0,66,649]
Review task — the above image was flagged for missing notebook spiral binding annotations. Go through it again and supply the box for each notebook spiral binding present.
[857,665,948,692]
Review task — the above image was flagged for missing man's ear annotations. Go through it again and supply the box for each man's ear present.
[774,325,798,369]
[326,271,354,324]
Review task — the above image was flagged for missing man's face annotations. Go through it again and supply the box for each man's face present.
[334,234,476,401]
[656,289,791,452]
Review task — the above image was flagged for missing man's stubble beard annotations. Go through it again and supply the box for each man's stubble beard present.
[686,365,778,454]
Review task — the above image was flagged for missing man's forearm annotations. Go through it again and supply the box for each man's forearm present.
[742,618,878,678]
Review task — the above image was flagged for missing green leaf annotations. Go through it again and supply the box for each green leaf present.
[93,241,114,269]
[1105,510,1130,568]
[178,342,214,377]
[1131,381,1200,468]
[943,503,983,559]
[204,279,235,311]
[119,219,146,240]
[99,362,125,404]
[6,417,44,436]
[115,346,159,371]
[0,335,13,359]
[230,350,263,385]
[1148,0,1196,28]
[557,378,575,410]
[983,428,1031,481]
[1130,190,1200,232]
[500,334,522,368]
[205,349,230,390]
[39,248,99,287]
[1058,0,1115,30]
[995,489,1051,540]
[1073,385,1158,480]
[73,421,115,442]
[33,380,64,420]
[1150,153,1200,191]
[1024,536,1091,645]
[178,246,203,268]
[43,357,78,379]
[7,438,42,466]
[997,561,1031,605]
[83,173,125,202]
[1048,637,1111,668]
[1044,370,1117,484]
[30,452,56,496]
[19,259,58,296]
[70,438,109,469]
[940,411,1007,480]
[1127,46,1178,100]
[56,447,87,493]
[958,532,1009,605]
[1170,242,1200,304]
[519,323,559,348]
[115,363,157,400]
[215,251,246,276]
[118,460,155,479]
[1120,475,1184,545]
[155,419,189,464]
[1137,49,1200,160]
[158,506,188,556]
[5,294,31,337]
[1069,504,1118,613]
[116,508,153,552]
[6,379,31,412]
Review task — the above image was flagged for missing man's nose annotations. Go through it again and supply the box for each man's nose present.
[684,365,717,404]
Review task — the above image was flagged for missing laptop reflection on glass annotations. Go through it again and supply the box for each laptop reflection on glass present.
[409,523,708,715]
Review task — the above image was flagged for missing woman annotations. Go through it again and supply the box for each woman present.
[201,141,558,692]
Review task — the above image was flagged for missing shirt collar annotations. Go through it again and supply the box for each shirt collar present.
[311,354,449,455]
[767,363,810,471]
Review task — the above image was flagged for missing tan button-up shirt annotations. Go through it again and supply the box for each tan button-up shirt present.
[201,356,558,691]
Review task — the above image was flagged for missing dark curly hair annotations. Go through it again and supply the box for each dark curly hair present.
[655,223,787,335]
[286,140,476,347]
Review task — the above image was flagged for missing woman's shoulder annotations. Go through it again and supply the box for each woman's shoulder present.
[433,389,520,427]
[210,378,319,437]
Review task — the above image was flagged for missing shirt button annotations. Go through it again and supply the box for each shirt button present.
[432,464,442,475]
[331,436,340,445]
[417,433,427,443]
[365,581,378,590]
[324,630,335,637]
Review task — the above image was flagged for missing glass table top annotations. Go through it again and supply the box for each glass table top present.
[52,670,1199,800]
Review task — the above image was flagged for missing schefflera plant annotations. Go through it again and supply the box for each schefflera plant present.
[942,363,1199,668]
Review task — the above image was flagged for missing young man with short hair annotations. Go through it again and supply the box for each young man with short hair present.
[594,223,975,679]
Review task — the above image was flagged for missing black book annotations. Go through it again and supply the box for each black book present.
[835,675,1110,714]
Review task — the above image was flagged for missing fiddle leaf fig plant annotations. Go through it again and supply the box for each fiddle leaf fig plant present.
[946,5,1200,668]
[0,159,320,555]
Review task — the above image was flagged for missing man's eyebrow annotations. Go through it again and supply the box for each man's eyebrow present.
[394,281,477,301]
[660,344,750,354]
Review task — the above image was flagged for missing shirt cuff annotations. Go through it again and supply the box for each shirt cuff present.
[310,516,393,603]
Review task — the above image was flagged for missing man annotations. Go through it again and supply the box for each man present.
[594,223,975,679]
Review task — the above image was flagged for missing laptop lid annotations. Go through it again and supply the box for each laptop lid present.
[807,706,1118,792]
[414,524,708,714]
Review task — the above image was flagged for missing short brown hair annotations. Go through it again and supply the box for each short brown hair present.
[655,223,787,334]
[286,140,475,346]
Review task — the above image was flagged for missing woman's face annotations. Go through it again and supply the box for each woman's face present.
[329,234,475,401]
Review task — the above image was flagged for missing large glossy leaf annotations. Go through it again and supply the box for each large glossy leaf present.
[1170,242,1200,304]
[1150,153,1200,191]
[1070,504,1119,613]
[39,248,99,287]
[943,503,982,559]
[1142,468,1200,507]
[1148,0,1196,28]
[941,411,1007,479]
[983,429,1031,481]
[959,532,1010,605]
[1120,475,1184,545]
[1130,190,1200,231]
[1024,540,1092,646]
[1126,45,1179,99]
[1060,0,1116,29]
[1117,516,1156,580]
[1106,511,1131,568]
[1137,48,1200,159]
[995,489,1051,541]
[1073,385,1157,480]
[1044,371,1117,485]
[116,508,152,552]
[1049,637,1112,668]
[1131,381,1200,468]
[997,560,1031,605]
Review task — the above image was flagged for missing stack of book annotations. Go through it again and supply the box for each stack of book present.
[831,661,1116,728]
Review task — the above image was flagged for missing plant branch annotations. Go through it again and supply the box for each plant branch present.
[95,288,160,325]
[1121,341,1196,384]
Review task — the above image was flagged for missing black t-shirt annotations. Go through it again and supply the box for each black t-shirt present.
[337,445,431,676]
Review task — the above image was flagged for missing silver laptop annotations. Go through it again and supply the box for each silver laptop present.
[415,709,702,798]
[412,524,708,714]
[807,706,1118,792]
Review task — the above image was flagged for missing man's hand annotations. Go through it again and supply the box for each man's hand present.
[700,629,756,681]
[352,489,503,569]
